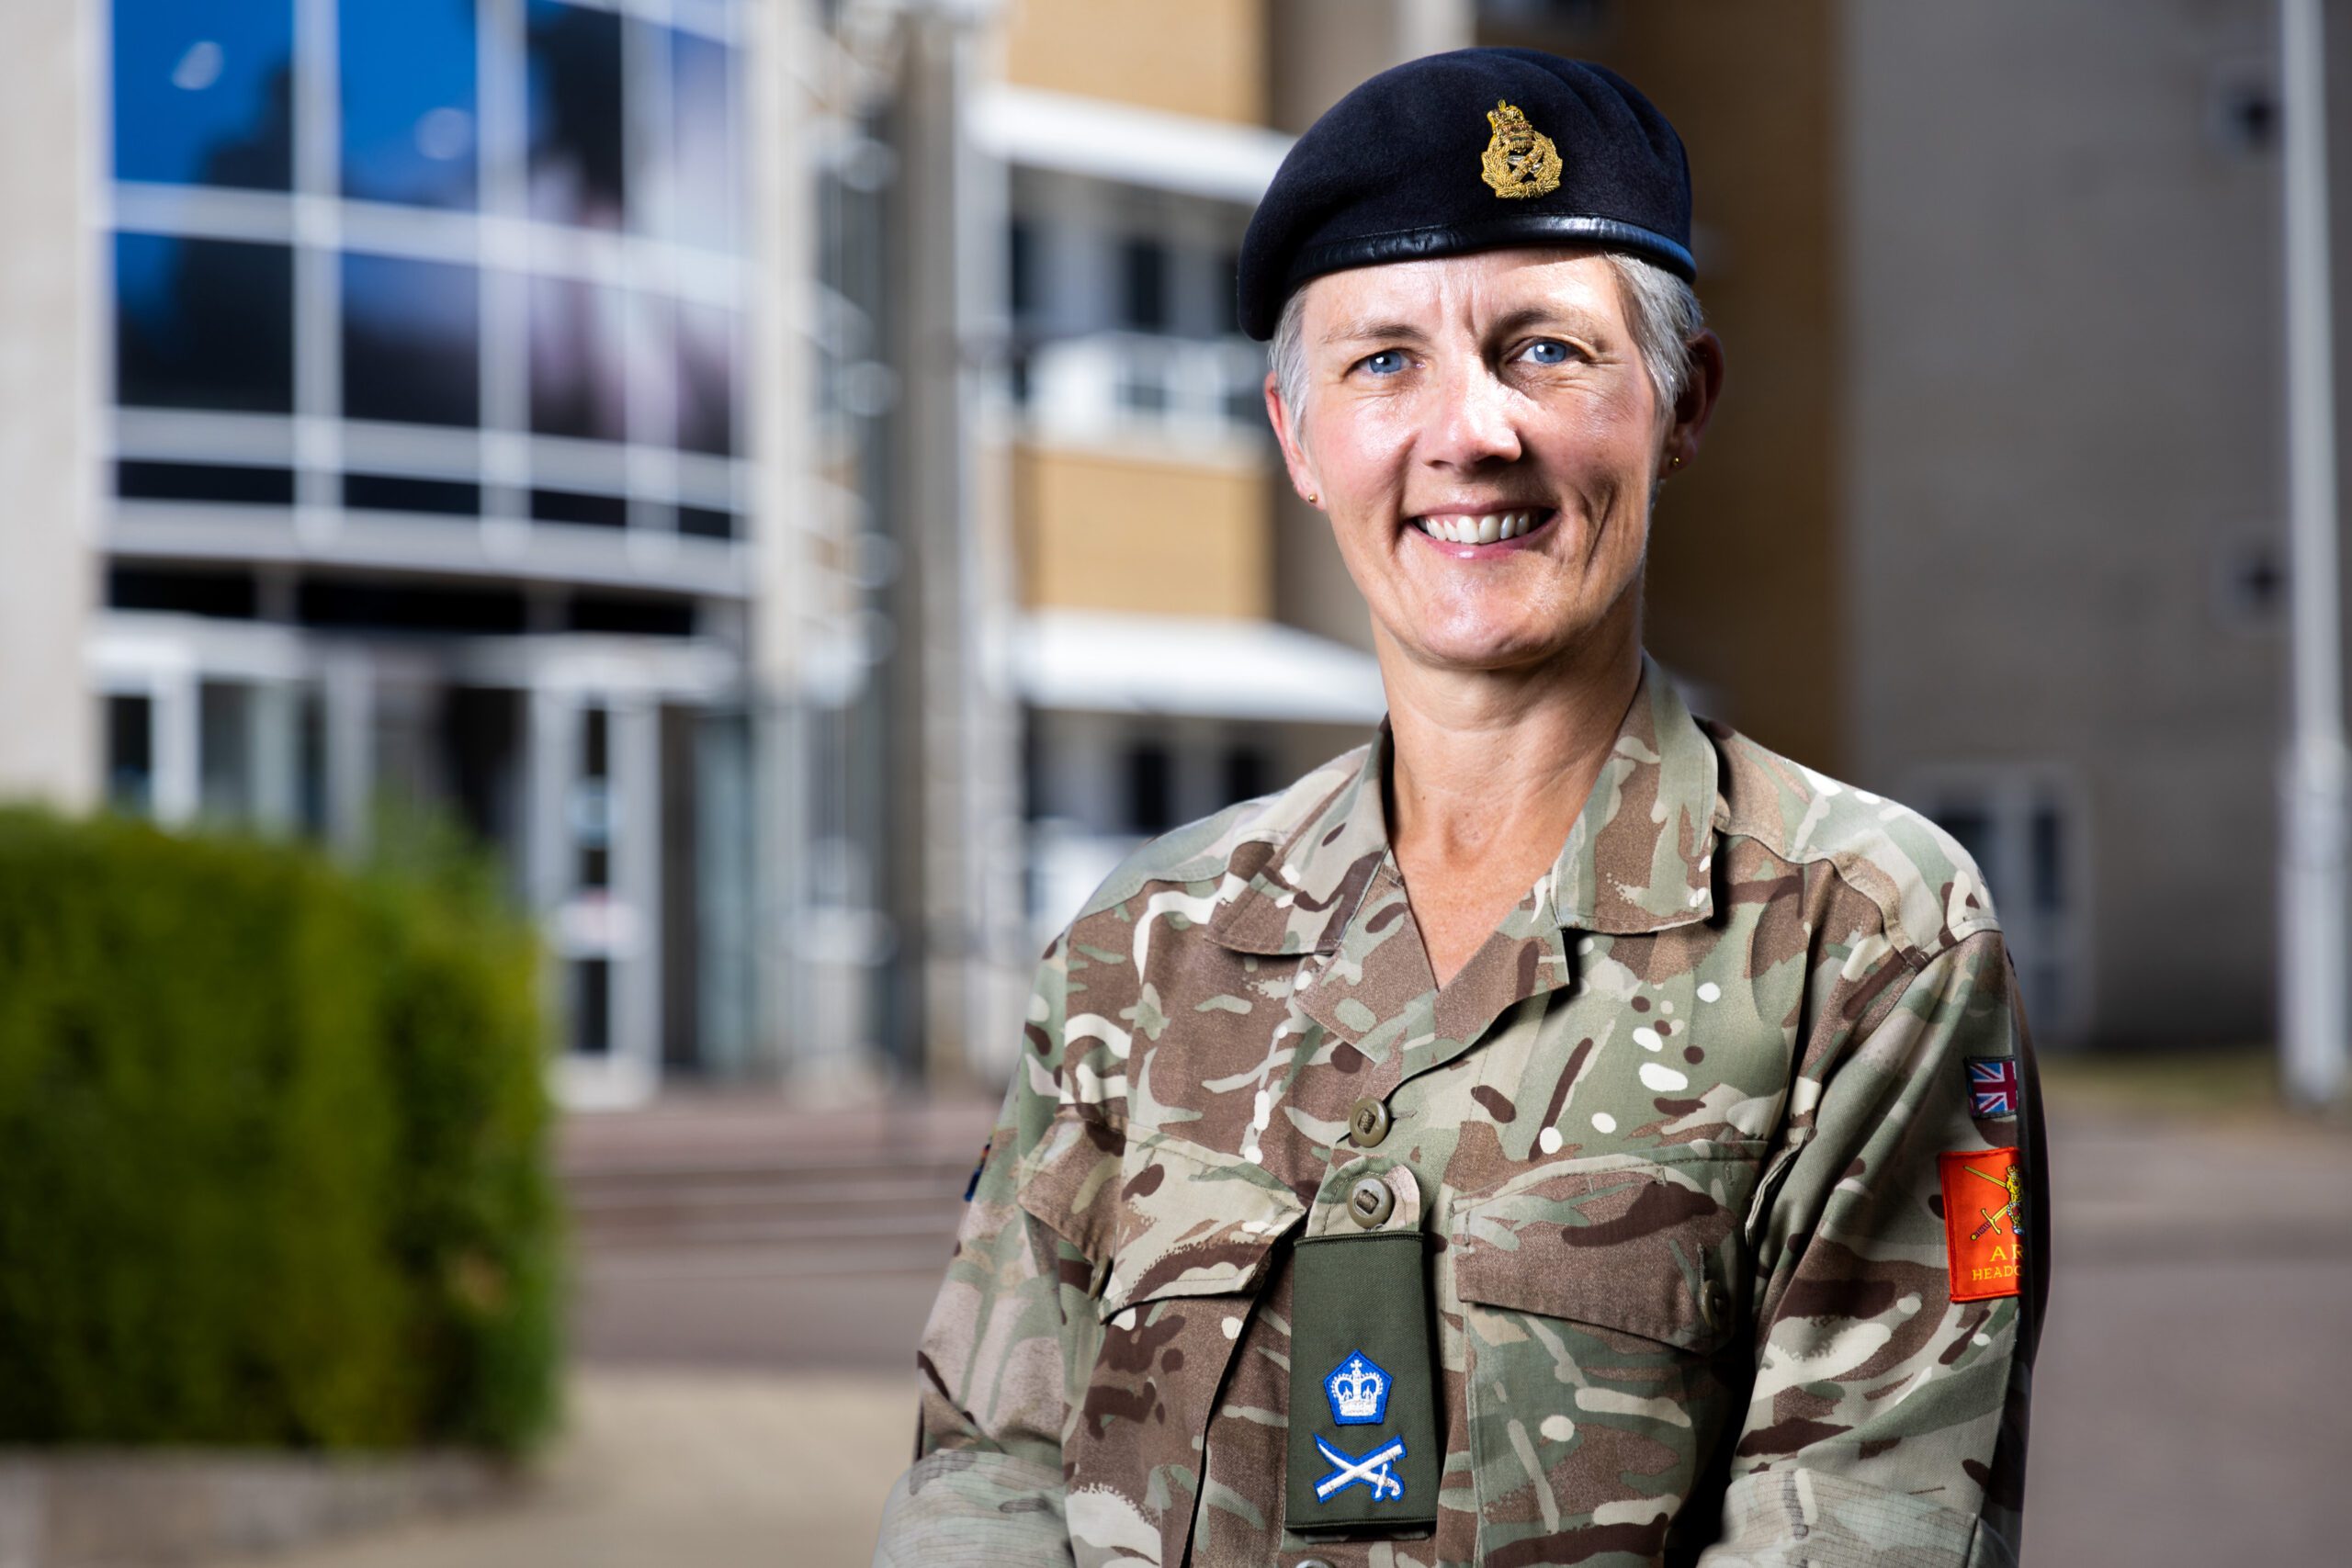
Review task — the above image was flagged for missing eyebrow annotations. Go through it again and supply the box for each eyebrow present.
[1317,302,1617,352]
[1484,303,1612,341]
[1318,317,1430,349]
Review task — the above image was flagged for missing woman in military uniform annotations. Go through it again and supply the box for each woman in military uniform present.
[876,47,2044,1568]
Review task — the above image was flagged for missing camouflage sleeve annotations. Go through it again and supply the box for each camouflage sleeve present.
[1701,927,2045,1568]
[872,936,1100,1568]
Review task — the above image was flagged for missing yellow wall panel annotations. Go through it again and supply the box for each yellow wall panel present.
[1014,446,1272,619]
[1002,0,1266,126]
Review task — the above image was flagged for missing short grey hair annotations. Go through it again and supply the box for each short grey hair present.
[1268,252,1704,427]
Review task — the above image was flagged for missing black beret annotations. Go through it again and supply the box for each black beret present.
[1238,48,1693,340]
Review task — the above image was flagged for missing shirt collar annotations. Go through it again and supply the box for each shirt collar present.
[1208,650,1719,955]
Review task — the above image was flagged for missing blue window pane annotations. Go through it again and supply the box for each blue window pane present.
[342,254,480,426]
[528,1,625,230]
[668,28,737,250]
[115,232,293,412]
[112,0,293,189]
[341,0,479,209]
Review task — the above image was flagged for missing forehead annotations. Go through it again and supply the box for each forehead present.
[1299,247,1630,341]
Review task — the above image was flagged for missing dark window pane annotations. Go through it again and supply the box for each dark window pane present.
[582,705,609,779]
[109,567,257,618]
[677,300,738,454]
[1936,807,1996,884]
[571,593,695,637]
[117,460,294,504]
[343,253,481,425]
[115,233,293,412]
[2030,805,2064,913]
[1120,239,1168,332]
[1009,220,1037,318]
[199,681,254,821]
[1216,252,1240,335]
[1125,740,1173,834]
[665,28,738,249]
[298,578,526,633]
[1222,745,1267,806]
[343,473,481,514]
[299,688,327,833]
[532,487,628,528]
[531,274,628,440]
[571,958,611,1054]
[528,0,625,230]
[107,694,154,815]
[112,0,293,189]
[678,505,735,540]
[340,0,479,209]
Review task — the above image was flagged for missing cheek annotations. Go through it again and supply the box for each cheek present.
[1303,399,1416,491]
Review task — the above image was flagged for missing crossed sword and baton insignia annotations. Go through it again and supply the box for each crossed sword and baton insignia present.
[1313,1432,1408,1502]
[1963,1162,2027,1243]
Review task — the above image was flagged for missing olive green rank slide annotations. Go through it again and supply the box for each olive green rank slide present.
[1285,1229,1439,1534]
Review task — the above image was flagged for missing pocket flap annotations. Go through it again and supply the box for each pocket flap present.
[1093,1137,1306,1321]
[1453,1153,1745,1352]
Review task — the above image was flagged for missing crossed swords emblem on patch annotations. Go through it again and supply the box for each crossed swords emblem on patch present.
[1963,1161,2027,1242]
[1314,1432,1408,1502]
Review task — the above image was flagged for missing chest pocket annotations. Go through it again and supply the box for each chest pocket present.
[1449,1146,1761,1563]
[1023,1128,1305,1568]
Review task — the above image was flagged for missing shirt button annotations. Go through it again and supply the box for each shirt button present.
[1701,1279,1729,1331]
[1348,1096,1392,1148]
[1296,1559,1339,1568]
[1346,1173,1395,1228]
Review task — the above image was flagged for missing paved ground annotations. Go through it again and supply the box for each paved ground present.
[232,1082,2349,1568]
[207,1371,909,1568]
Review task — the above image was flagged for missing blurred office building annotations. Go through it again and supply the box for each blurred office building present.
[2,0,2345,1096]
[2,0,784,1105]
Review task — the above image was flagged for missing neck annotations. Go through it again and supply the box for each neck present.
[1378,615,1643,868]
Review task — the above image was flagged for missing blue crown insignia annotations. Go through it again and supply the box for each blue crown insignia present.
[1325,1350,1391,1426]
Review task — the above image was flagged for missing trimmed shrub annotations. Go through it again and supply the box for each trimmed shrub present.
[0,809,560,1452]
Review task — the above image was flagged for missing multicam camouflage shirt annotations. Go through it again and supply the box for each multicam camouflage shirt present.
[876,654,2047,1568]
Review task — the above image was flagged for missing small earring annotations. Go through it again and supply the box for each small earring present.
[1306,491,1320,503]
[1668,456,1683,470]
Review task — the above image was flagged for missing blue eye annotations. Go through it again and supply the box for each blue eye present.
[1523,340,1570,366]
[1361,350,1407,376]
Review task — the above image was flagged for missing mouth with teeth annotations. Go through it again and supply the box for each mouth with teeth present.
[1408,508,1557,548]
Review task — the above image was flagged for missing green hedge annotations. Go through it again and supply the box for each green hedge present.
[0,809,561,1452]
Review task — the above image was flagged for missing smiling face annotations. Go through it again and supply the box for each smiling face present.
[1268,248,1710,681]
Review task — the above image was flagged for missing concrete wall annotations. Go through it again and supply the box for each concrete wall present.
[1840,0,2292,1045]
[1529,2,1845,772]
[0,0,96,807]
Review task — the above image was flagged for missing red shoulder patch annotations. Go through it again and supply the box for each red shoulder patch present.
[1939,1146,2024,1303]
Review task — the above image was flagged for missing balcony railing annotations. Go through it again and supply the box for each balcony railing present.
[1012,332,1269,451]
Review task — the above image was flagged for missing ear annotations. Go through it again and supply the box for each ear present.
[1664,329,1726,467]
[1264,372,1323,507]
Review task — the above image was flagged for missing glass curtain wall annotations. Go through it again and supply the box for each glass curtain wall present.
[105,0,754,1076]
[108,0,746,536]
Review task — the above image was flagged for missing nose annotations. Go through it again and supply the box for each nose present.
[1420,355,1523,469]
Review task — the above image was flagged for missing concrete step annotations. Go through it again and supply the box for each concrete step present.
[559,1105,988,1256]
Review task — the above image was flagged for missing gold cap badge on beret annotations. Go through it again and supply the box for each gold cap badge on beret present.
[1479,99,1561,199]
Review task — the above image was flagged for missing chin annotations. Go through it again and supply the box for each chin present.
[1405,616,1577,672]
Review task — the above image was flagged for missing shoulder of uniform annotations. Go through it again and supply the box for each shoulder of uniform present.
[1704,717,2000,963]
[1068,743,1373,928]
